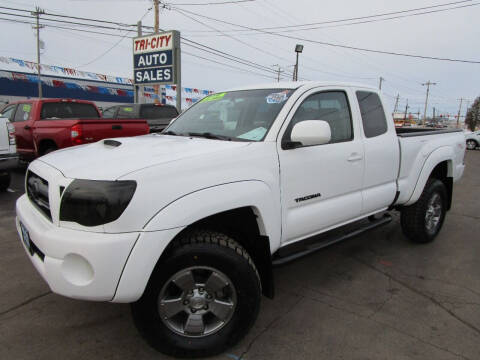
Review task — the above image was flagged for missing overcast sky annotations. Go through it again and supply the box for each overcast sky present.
[1,0,479,117]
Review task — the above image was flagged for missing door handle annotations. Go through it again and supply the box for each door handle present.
[347,153,363,162]
[112,125,122,130]
[24,125,31,130]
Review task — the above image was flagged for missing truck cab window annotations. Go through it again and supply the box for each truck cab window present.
[102,107,116,118]
[117,106,135,118]
[14,103,32,122]
[40,103,100,119]
[356,91,388,138]
[285,91,353,144]
[0,105,16,122]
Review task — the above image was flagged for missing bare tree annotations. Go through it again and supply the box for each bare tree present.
[465,97,480,131]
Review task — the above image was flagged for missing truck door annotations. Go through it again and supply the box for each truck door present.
[355,91,399,214]
[277,88,365,244]
[12,102,35,158]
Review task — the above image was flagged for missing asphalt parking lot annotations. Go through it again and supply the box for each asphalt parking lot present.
[1,152,479,360]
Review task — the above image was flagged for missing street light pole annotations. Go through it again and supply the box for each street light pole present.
[379,76,385,90]
[294,44,303,81]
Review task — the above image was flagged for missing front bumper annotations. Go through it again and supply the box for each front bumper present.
[16,194,139,301]
[0,153,18,171]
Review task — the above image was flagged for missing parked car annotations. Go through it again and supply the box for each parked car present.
[16,82,466,357]
[102,103,179,133]
[465,130,480,150]
[0,99,149,160]
[0,117,17,191]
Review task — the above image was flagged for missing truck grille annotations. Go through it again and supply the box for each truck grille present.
[26,171,51,221]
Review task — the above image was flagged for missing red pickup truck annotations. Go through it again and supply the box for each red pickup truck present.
[0,99,149,160]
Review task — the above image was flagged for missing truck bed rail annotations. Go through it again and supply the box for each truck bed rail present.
[396,128,463,137]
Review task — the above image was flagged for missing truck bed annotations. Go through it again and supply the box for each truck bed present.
[395,128,465,206]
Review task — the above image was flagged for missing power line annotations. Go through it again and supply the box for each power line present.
[78,7,153,67]
[183,50,282,80]
[0,11,137,32]
[180,38,279,75]
[0,13,284,79]
[171,0,255,5]
[197,2,480,35]
[1,5,285,77]
[0,17,133,38]
[182,0,474,34]
[0,5,135,27]
[168,5,480,64]
[173,7,297,77]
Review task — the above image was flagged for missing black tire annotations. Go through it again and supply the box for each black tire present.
[131,230,261,358]
[0,172,11,192]
[400,179,447,243]
[42,147,56,155]
[466,139,478,150]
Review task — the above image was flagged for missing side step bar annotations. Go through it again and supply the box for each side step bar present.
[272,214,392,266]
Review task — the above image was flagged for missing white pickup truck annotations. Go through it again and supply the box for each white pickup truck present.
[0,117,17,191]
[16,82,466,357]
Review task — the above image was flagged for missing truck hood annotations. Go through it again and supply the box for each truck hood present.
[39,134,251,180]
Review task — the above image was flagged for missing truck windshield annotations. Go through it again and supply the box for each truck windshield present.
[40,102,99,119]
[165,89,293,141]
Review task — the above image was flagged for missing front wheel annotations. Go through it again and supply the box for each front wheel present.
[400,179,447,243]
[131,230,261,358]
[466,139,477,150]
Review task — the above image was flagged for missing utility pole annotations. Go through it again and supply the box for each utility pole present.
[153,0,161,104]
[154,0,159,33]
[432,107,436,125]
[379,76,385,90]
[393,93,400,113]
[134,20,143,104]
[32,7,44,99]
[272,64,284,82]
[456,98,465,129]
[403,99,409,121]
[422,81,436,125]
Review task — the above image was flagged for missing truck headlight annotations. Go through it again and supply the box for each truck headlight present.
[60,180,136,227]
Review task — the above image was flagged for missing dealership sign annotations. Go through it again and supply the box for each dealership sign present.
[133,31,180,85]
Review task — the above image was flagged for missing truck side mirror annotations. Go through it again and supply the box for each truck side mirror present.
[289,120,331,148]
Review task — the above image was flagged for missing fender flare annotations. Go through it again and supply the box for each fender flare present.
[404,146,453,206]
[113,180,280,303]
[143,180,280,239]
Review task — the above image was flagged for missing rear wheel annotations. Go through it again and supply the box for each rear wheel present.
[400,179,447,243]
[131,230,261,358]
[42,147,56,155]
[0,172,11,191]
[466,139,477,150]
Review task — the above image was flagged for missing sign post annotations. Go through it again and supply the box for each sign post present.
[133,30,181,111]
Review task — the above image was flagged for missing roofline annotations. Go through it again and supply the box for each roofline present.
[223,81,378,93]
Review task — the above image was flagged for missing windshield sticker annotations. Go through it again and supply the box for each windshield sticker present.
[266,91,289,104]
[22,104,31,112]
[200,92,226,103]
[238,127,267,141]
[122,107,133,112]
